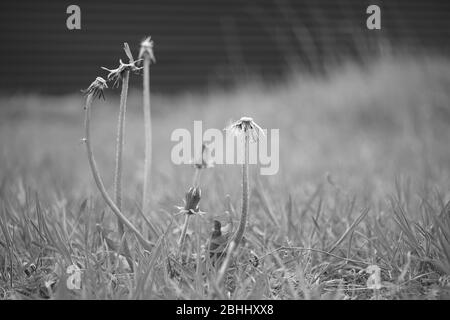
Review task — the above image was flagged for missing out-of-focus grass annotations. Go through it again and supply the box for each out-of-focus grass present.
[1,53,450,299]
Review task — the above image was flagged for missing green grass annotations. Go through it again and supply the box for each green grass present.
[1,53,450,299]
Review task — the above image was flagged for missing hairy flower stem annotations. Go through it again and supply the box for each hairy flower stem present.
[84,93,153,253]
[113,70,133,270]
[142,57,152,218]
[233,133,249,248]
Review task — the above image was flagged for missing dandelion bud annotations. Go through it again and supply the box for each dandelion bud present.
[184,187,201,215]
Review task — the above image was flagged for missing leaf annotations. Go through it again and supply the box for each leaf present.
[328,207,370,254]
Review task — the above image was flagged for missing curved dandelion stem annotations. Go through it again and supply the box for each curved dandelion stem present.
[84,93,153,252]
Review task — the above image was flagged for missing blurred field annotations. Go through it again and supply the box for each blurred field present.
[1,53,450,299]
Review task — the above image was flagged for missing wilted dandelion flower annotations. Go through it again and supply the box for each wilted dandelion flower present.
[81,77,108,100]
[102,43,143,88]
[225,116,265,142]
[101,62,126,88]
[101,59,142,88]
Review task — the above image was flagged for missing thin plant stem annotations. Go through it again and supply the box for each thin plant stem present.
[113,70,133,270]
[114,71,129,213]
[232,133,249,248]
[83,93,153,252]
[178,214,190,258]
[142,57,152,218]
[192,168,202,187]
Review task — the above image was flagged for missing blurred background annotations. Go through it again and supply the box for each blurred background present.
[0,0,450,210]
[0,0,448,94]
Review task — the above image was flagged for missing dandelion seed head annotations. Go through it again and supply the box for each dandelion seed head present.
[225,116,265,142]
